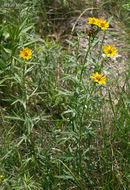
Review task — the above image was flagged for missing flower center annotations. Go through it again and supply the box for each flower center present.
[108,50,112,54]
[96,76,101,81]
[101,23,105,27]
[24,52,28,56]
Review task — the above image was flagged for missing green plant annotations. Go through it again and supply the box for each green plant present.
[0,1,129,190]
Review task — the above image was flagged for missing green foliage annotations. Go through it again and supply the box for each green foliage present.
[102,0,130,26]
[0,0,129,190]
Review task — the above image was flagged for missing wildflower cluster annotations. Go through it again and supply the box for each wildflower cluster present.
[88,17,118,85]
[88,17,109,30]
[19,18,118,86]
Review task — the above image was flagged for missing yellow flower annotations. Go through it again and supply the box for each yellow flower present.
[20,47,32,60]
[97,19,109,30]
[88,17,98,25]
[90,72,106,85]
[0,175,4,179]
[104,45,117,57]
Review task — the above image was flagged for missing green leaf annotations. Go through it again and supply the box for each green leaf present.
[5,116,24,121]
[55,175,74,180]
[11,99,27,110]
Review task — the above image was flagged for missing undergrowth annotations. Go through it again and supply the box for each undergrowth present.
[0,0,129,190]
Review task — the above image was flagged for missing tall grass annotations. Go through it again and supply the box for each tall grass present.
[0,0,129,189]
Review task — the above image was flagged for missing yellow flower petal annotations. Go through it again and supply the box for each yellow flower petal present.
[97,19,109,30]
[104,45,117,57]
[90,72,106,85]
[20,47,32,60]
[88,17,99,25]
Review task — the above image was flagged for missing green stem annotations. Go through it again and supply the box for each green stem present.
[22,60,27,107]
[57,159,85,190]
[79,122,83,176]
[78,83,95,176]
[22,60,30,136]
